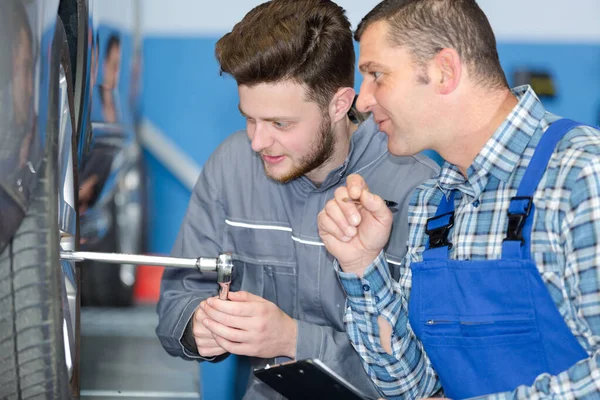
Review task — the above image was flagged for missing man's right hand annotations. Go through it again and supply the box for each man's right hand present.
[192,298,227,358]
[318,174,393,277]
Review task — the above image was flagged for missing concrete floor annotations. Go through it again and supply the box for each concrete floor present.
[79,306,201,400]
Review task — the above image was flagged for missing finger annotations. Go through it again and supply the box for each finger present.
[194,301,210,323]
[212,335,254,357]
[332,185,350,202]
[206,297,256,317]
[193,327,217,341]
[197,346,227,358]
[346,174,368,199]
[192,318,217,338]
[358,190,393,223]
[195,336,221,348]
[333,187,362,228]
[193,303,224,337]
[203,318,247,343]
[192,316,218,339]
[203,302,248,330]
[328,198,359,235]
[212,334,243,354]
[318,208,353,243]
[335,202,363,231]
[227,291,265,303]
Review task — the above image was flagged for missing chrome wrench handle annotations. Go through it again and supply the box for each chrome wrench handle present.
[60,251,234,298]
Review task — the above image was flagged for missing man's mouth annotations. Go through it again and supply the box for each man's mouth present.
[375,118,391,131]
[262,155,285,165]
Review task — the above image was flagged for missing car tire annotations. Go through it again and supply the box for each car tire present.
[0,18,79,399]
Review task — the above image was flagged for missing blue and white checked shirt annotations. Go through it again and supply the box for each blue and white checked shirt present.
[337,86,600,399]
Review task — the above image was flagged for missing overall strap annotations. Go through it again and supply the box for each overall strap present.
[424,191,456,260]
[502,119,583,260]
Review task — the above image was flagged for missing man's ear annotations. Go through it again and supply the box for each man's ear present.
[434,48,461,95]
[329,87,356,123]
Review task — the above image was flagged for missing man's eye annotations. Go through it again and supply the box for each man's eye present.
[370,71,382,80]
[273,121,290,129]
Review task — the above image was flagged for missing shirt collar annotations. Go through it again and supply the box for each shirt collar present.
[437,85,547,198]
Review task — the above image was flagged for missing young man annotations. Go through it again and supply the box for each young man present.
[318,0,600,399]
[155,1,438,398]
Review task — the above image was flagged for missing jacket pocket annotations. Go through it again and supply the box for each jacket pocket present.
[262,264,296,317]
[225,219,297,317]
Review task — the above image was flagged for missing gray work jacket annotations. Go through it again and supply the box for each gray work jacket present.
[156,116,439,399]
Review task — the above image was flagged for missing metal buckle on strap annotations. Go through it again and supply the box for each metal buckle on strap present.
[504,196,533,244]
[426,212,455,249]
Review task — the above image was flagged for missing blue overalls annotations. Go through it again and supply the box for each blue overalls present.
[408,119,589,399]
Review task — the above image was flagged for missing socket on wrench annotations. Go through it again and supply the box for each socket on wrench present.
[216,253,233,300]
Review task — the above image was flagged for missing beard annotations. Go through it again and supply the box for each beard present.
[264,112,336,184]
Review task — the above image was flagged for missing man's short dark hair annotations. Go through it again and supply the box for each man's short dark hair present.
[355,0,508,89]
[215,0,355,109]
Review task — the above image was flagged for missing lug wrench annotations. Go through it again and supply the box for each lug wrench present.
[60,251,233,300]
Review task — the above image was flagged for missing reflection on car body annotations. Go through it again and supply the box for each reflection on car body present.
[79,16,144,306]
[0,0,43,250]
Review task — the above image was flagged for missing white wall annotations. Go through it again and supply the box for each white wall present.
[480,0,600,43]
[141,0,600,42]
[93,0,137,29]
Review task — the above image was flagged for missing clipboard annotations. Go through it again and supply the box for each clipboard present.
[253,358,376,400]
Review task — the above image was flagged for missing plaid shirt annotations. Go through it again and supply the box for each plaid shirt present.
[337,86,600,399]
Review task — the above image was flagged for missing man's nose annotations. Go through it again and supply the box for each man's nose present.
[356,83,376,113]
[249,123,273,153]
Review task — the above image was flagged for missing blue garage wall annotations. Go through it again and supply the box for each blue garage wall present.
[499,43,600,125]
[142,37,243,254]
